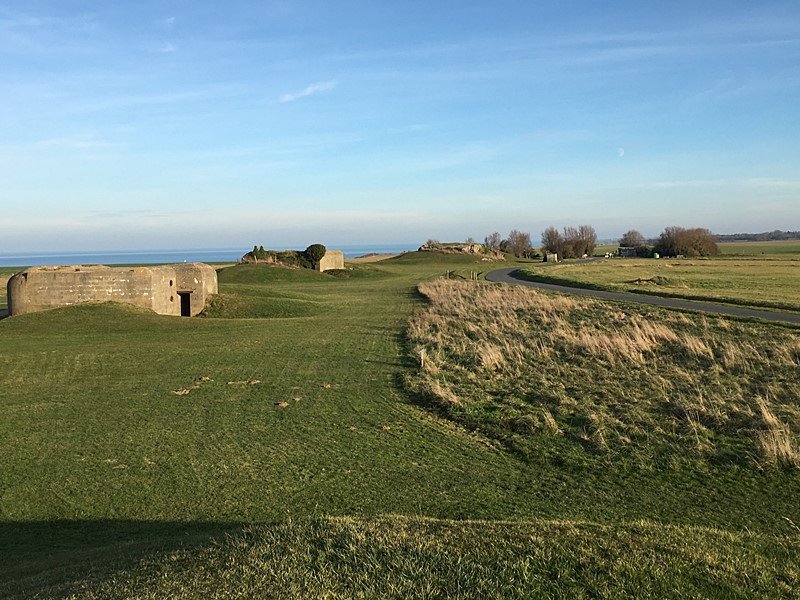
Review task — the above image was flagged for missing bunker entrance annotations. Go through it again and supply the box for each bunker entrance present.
[178,292,192,317]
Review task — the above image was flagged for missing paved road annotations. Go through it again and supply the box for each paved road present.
[485,268,800,326]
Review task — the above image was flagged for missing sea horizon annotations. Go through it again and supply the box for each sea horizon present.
[0,243,418,268]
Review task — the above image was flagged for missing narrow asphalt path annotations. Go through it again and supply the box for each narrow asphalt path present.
[485,268,800,326]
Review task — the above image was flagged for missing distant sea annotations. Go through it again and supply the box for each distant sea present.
[0,243,417,268]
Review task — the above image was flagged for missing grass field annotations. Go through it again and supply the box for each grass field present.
[1,251,799,596]
[718,239,800,256]
[517,241,800,312]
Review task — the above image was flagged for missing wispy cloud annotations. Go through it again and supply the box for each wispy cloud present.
[157,16,176,28]
[742,178,800,189]
[36,136,113,149]
[279,80,337,103]
[155,42,177,53]
[629,178,800,190]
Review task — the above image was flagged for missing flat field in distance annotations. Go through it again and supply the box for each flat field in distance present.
[1,251,798,597]
[718,239,800,256]
[518,240,800,312]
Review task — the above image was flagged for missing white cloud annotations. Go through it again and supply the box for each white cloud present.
[157,16,176,28]
[36,136,113,149]
[156,42,177,53]
[279,80,337,103]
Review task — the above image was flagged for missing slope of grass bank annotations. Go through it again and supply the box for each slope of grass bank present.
[407,280,800,468]
[2,254,799,596]
[64,516,799,599]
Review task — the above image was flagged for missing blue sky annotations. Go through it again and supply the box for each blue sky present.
[1,1,799,251]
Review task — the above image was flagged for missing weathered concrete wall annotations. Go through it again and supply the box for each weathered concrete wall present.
[315,250,345,272]
[174,263,218,316]
[7,263,217,317]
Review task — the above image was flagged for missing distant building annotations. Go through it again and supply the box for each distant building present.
[7,263,217,317]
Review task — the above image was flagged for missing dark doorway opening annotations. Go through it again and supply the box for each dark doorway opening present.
[178,292,191,317]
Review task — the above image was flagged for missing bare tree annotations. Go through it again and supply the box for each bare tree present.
[619,229,646,248]
[561,226,580,258]
[577,224,597,256]
[484,232,502,250]
[465,236,476,245]
[507,230,532,257]
[540,227,562,255]
[654,227,718,257]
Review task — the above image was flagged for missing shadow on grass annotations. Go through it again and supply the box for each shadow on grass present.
[0,520,243,598]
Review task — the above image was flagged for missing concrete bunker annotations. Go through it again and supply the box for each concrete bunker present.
[7,263,218,317]
[315,250,345,272]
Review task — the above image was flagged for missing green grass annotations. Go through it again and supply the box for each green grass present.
[67,516,800,599]
[517,254,800,312]
[719,239,800,257]
[1,253,799,597]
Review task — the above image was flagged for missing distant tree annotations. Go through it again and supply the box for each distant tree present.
[619,230,646,248]
[484,232,502,250]
[305,243,327,265]
[465,236,477,245]
[425,239,440,247]
[654,227,718,257]
[577,225,597,256]
[507,230,532,257]
[540,227,562,255]
[561,226,580,258]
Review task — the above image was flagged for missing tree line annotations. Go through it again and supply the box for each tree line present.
[715,230,800,242]
[619,227,719,257]
[482,225,598,259]
[475,224,720,259]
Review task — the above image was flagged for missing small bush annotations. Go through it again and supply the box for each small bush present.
[305,244,327,265]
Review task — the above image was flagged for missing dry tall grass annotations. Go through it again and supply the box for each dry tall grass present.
[406,280,800,468]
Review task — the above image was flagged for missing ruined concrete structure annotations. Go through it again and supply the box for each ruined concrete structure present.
[315,250,345,272]
[7,263,217,317]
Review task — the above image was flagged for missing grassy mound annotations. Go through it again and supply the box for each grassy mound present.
[62,516,800,599]
[217,263,328,284]
[201,284,326,319]
[407,280,800,468]
[385,251,498,266]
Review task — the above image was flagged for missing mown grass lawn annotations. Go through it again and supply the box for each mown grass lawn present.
[517,241,800,312]
[718,240,800,256]
[1,252,799,597]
